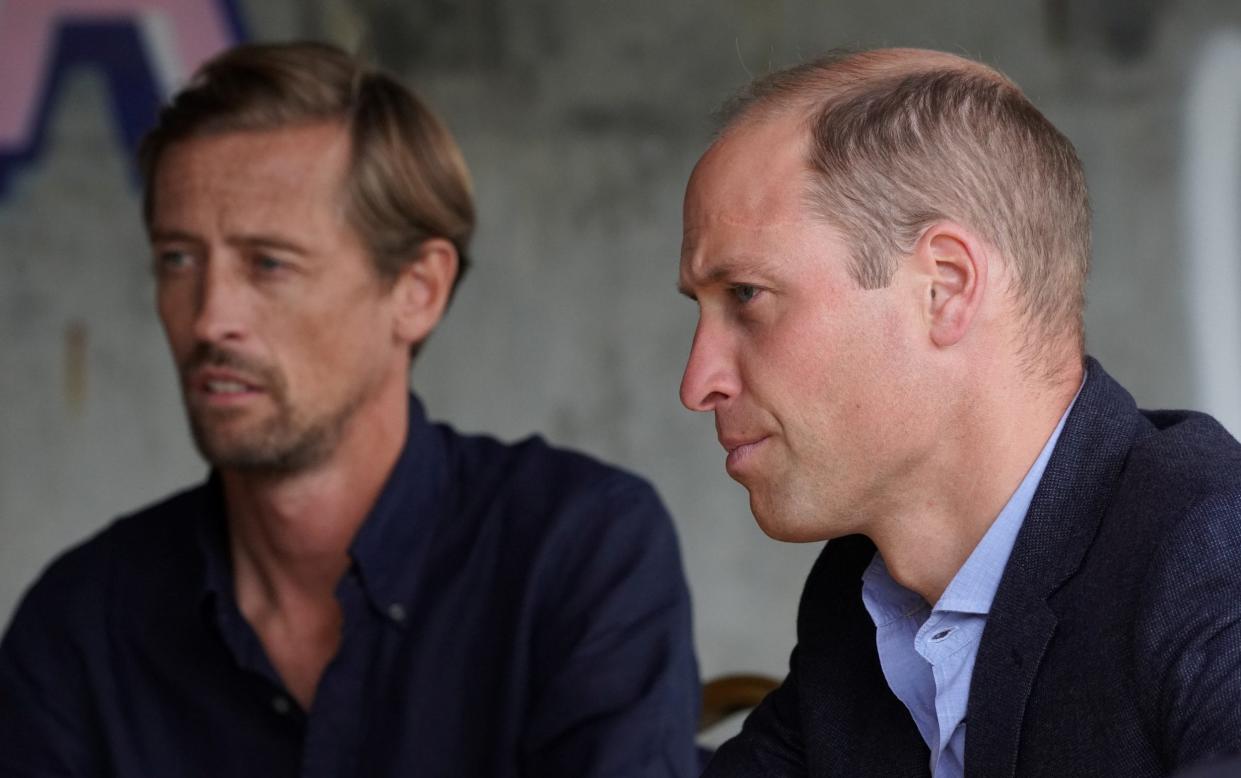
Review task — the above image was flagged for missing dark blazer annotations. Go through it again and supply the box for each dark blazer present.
[1170,755,1241,778]
[705,359,1241,777]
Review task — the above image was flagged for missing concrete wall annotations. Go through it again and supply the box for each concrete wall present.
[4,0,1241,703]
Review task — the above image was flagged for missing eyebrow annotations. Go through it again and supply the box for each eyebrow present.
[676,256,773,299]
[147,228,199,245]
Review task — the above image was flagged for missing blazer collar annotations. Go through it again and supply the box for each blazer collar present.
[963,357,1152,778]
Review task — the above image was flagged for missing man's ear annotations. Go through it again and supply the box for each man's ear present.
[391,237,459,347]
[913,223,988,348]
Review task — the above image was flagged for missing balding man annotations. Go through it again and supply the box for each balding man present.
[678,49,1241,776]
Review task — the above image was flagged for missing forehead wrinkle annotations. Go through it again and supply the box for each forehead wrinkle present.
[227,232,314,255]
[150,122,367,275]
[252,126,351,232]
[680,111,826,294]
[261,121,353,228]
[685,143,821,234]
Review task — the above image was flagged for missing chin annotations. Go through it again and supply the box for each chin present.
[749,494,829,543]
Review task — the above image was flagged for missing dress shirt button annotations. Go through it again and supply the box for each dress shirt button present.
[271,694,292,715]
[387,603,407,623]
[931,628,953,641]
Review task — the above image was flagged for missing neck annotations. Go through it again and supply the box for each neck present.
[215,373,411,710]
[222,386,410,610]
[869,354,1082,605]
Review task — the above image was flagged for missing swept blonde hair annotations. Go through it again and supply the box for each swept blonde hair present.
[140,40,475,299]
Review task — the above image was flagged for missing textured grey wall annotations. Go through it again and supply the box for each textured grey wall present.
[4,0,1241,697]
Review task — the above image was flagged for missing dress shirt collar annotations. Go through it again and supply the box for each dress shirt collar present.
[932,402,1069,617]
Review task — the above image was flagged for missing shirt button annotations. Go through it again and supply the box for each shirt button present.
[387,603,406,623]
[271,694,292,715]
[931,628,954,641]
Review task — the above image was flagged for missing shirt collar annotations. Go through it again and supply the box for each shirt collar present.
[864,372,1085,621]
[862,553,929,626]
[935,377,1081,616]
[194,471,231,603]
[345,394,449,619]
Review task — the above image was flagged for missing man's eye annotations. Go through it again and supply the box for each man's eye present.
[254,255,284,273]
[154,250,193,273]
[731,284,760,304]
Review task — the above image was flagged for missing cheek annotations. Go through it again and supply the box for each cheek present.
[285,311,355,366]
[784,306,899,426]
[297,291,394,370]
[743,319,840,438]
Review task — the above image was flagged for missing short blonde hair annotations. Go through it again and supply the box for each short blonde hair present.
[139,41,475,299]
[722,49,1091,360]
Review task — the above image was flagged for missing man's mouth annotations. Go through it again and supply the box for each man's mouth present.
[205,379,253,395]
[189,369,266,405]
[722,435,770,475]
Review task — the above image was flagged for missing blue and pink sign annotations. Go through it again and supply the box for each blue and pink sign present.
[0,0,246,196]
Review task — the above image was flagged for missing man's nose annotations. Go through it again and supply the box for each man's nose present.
[191,261,248,345]
[680,320,739,412]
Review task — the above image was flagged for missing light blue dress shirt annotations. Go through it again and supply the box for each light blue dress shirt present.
[860,392,1078,777]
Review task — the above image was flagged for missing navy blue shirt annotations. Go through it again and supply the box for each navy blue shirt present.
[0,397,700,777]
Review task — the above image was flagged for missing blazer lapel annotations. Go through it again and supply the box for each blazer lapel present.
[964,359,1148,778]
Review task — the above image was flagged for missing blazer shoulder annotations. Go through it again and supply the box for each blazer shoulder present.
[1130,409,1241,500]
[1124,417,1241,767]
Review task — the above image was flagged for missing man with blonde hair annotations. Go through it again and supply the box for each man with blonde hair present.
[0,41,700,777]
[679,48,1241,776]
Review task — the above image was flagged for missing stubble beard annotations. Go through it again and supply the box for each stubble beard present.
[182,344,357,474]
